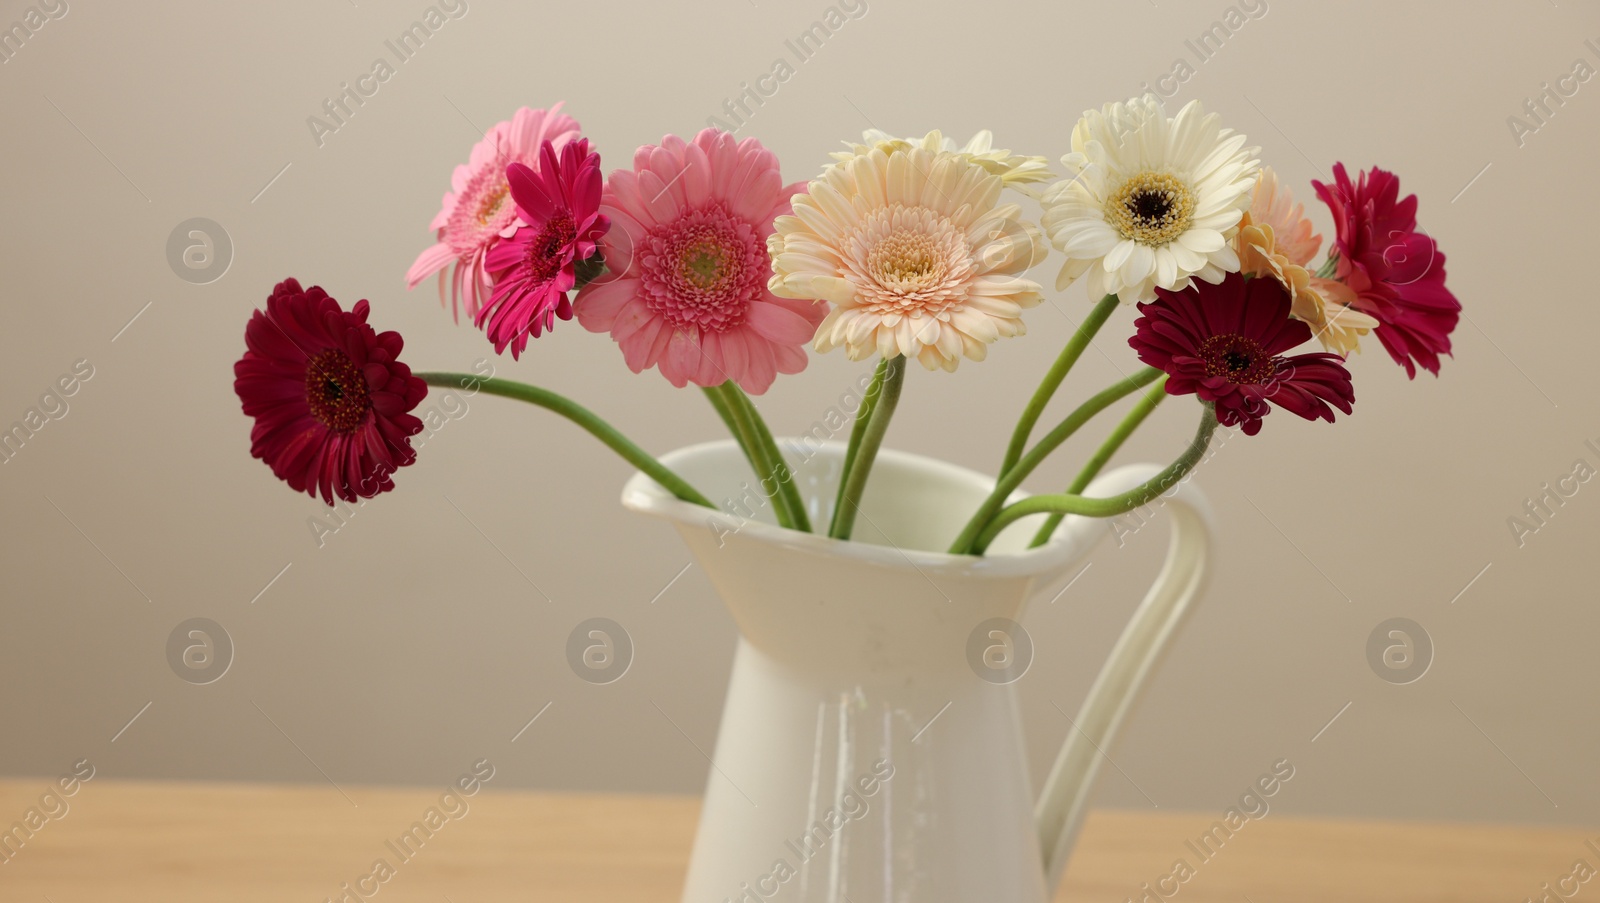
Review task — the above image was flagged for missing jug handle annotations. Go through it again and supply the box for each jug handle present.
[1033,462,1214,893]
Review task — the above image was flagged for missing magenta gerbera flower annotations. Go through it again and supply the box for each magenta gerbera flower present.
[234,278,427,504]
[1313,163,1461,378]
[573,128,827,395]
[1129,272,1355,436]
[406,105,582,321]
[475,138,609,358]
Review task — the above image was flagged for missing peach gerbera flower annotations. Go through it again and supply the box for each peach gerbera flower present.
[1305,275,1381,358]
[1248,167,1322,267]
[1237,169,1376,357]
[768,143,1046,372]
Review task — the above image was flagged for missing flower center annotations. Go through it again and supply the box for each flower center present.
[305,348,371,433]
[1197,333,1275,385]
[445,156,520,254]
[868,229,942,290]
[1108,171,1196,246]
[524,212,577,285]
[843,205,974,320]
[640,205,763,333]
[476,182,511,225]
[681,240,728,289]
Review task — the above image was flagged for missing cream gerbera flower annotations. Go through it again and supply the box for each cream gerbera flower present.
[831,129,1053,187]
[1237,169,1377,357]
[768,144,1046,371]
[1041,94,1260,304]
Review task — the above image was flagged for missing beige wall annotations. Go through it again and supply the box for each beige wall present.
[2,0,1598,830]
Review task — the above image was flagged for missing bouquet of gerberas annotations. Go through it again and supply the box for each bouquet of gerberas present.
[233,96,1460,553]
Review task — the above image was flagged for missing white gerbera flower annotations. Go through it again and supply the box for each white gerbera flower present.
[1040,95,1260,304]
[769,144,1046,372]
[830,129,1054,187]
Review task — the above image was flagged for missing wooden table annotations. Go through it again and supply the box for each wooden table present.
[0,780,1590,901]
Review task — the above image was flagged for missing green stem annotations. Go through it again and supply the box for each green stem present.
[1030,375,1170,548]
[830,356,906,541]
[418,373,714,509]
[833,358,891,522]
[704,383,806,532]
[704,383,784,529]
[948,367,1163,555]
[701,384,767,505]
[970,404,1218,555]
[700,384,743,441]
[701,384,782,525]
[1000,293,1120,477]
[726,383,811,533]
[1315,253,1340,279]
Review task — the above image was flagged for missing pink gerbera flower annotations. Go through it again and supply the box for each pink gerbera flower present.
[476,139,609,358]
[1129,272,1355,436]
[1313,163,1461,378]
[234,279,427,504]
[406,105,582,321]
[574,129,826,395]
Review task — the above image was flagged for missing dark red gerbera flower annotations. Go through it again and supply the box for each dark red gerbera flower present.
[1130,272,1355,436]
[234,278,427,504]
[1313,163,1460,378]
[477,138,609,358]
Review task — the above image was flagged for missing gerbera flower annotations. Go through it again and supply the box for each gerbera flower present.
[769,142,1046,371]
[406,105,582,321]
[1237,169,1376,357]
[234,279,427,504]
[830,129,1053,186]
[1041,94,1260,304]
[1246,167,1321,267]
[1129,271,1355,436]
[574,128,826,394]
[1303,276,1380,357]
[476,138,609,359]
[1313,163,1461,377]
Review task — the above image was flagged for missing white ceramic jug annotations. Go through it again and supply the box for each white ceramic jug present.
[622,439,1213,903]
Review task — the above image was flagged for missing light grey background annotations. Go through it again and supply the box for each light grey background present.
[2,0,1597,829]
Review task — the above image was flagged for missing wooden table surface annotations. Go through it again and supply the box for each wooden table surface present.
[0,779,1591,902]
